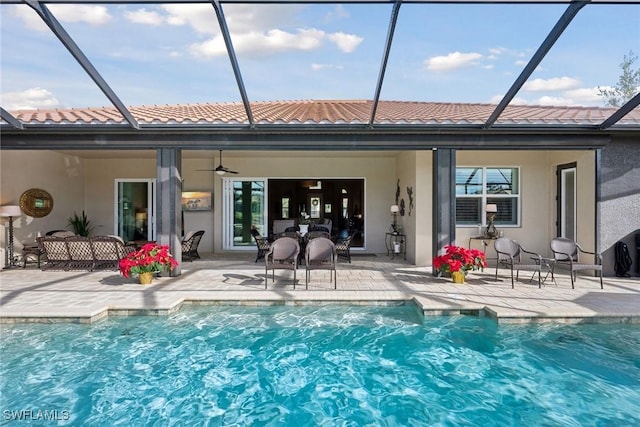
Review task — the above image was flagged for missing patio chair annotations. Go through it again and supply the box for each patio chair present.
[305,237,337,289]
[182,230,205,261]
[37,236,70,270]
[250,227,270,263]
[265,236,300,289]
[550,237,603,289]
[335,231,355,263]
[494,237,544,288]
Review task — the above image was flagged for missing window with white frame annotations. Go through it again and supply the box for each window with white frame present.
[455,167,520,226]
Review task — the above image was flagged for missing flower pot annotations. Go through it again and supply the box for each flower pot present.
[451,271,465,284]
[299,224,309,236]
[139,272,154,285]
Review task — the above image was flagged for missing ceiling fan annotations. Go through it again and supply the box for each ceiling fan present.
[198,150,238,175]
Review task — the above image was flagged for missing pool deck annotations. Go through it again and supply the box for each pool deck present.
[1,253,639,324]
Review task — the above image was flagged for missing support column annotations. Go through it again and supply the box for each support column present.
[157,148,182,276]
[432,148,456,274]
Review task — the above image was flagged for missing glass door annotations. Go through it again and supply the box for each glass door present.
[114,179,156,242]
[557,163,577,240]
[222,178,267,249]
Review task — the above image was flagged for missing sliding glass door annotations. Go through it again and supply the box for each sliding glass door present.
[114,179,156,242]
[222,178,267,249]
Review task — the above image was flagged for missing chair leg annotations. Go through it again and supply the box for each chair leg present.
[599,272,603,289]
[510,265,514,289]
[293,269,296,289]
[265,266,268,289]
[570,270,575,289]
[305,268,309,290]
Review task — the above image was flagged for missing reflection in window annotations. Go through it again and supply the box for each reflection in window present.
[456,167,520,226]
[281,197,290,218]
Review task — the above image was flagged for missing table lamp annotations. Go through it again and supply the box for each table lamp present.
[390,204,400,233]
[1,205,22,269]
[485,203,498,238]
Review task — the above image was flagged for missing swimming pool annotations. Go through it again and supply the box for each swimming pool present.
[1,305,639,426]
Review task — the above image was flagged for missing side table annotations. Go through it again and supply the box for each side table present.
[385,232,406,260]
[22,242,43,268]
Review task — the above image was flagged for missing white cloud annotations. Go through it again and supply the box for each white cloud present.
[515,60,527,66]
[10,4,111,31]
[311,63,344,71]
[564,87,602,104]
[1,87,60,110]
[522,76,580,92]
[190,28,326,58]
[161,4,216,34]
[327,32,363,53]
[534,95,580,106]
[425,52,483,72]
[124,8,164,26]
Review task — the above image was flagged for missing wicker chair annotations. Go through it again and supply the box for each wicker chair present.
[550,237,603,289]
[265,236,300,289]
[305,237,337,289]
[250,227,271,263]
[494,237,544,288]
[335,232,355,263]
[182,230,205,261]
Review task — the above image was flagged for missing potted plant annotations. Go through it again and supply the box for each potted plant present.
[68,210,95,236]
[433,245,487,283]
[119,243,179,284]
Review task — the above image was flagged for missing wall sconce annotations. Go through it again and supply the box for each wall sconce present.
[1,205,22,269]
[485,203,498,238]
[390,204,400,233]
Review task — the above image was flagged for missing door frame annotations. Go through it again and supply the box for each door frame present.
[114,178,156,241]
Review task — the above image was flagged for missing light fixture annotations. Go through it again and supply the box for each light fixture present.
[485,203,498,238]
[1,205,22,269]
[390,204,400,233]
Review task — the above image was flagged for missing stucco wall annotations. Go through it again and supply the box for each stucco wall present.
[0,150,86,264]
[600,139,640,276]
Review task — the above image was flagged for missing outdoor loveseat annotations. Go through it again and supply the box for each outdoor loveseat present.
[37,235,135,271]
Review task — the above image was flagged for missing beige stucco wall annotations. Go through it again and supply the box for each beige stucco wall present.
[0,150,86,265]
[395,150,432,265]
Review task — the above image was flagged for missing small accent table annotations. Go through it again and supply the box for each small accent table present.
[22,242,43,268]
[385,232,406,260]
[468,235,498,250]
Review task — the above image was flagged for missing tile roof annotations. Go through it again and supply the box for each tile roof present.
[6,100,639,126]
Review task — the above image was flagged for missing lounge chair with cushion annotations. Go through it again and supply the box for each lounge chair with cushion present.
[305,237,337,289]
[265,236,300,289]
[550,237,603,289]
[494,237,544,288]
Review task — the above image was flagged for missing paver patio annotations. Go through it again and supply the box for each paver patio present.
[1,253,639,324]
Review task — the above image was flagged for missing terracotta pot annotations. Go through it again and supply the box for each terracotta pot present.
[451,271,465,284]
[139,272,154,285]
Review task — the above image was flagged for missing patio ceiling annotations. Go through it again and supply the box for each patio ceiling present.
[1,0,639,150]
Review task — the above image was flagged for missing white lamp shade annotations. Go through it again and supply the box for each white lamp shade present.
[485,204,498,213]
[390,205,400,213]
[0,205,22,217]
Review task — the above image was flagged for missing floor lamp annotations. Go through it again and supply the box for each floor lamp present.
[1,205,22,269]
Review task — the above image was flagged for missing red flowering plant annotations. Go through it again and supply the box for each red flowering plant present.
[119,243,179,278]
[433,245,487,276]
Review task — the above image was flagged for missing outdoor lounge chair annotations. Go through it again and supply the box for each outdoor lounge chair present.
[182,230,204,261]
[305,237,337,289]
[265,236,300,289]
[550,237,603,289]
[494,237,544,288]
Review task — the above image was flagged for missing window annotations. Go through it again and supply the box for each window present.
[456,167,520,226]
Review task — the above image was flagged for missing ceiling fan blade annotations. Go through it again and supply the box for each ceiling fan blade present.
[196,150,239,174]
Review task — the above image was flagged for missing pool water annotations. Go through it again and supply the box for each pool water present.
[1,305,639,426]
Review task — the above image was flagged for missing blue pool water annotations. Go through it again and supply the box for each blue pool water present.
[1,305,639,426]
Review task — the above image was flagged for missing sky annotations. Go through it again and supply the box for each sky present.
[1,1,638,112]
